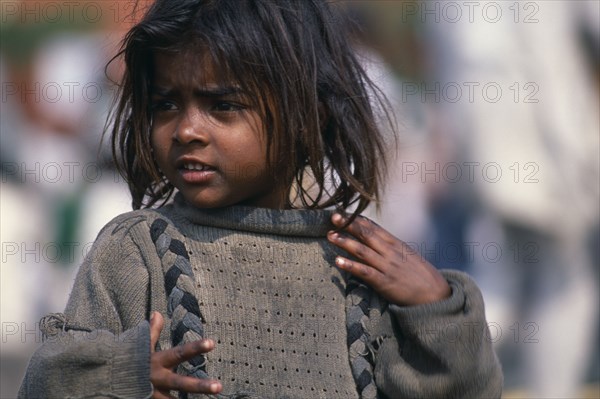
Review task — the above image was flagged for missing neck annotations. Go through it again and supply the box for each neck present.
[162,192,334,237]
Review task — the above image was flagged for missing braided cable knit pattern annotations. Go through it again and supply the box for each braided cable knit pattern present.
[150,219,211,396]
[151,218,256,399]
[346,278,386,399]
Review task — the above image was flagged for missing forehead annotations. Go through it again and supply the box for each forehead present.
[152,47,231,87]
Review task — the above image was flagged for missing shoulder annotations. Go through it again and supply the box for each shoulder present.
[93,207,183,244]
[97,209,163,239]
[73,208,180,298]
[84,208,180,266]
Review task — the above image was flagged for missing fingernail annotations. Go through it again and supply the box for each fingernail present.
[332,213,342,223]
[210,382,221,393]
[336,257,345,266]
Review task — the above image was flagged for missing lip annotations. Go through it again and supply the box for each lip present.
[175,156,217,184]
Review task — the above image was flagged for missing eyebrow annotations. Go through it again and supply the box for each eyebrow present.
[151,85,244,98]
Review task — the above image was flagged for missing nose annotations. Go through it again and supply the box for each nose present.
[173,107,210,145]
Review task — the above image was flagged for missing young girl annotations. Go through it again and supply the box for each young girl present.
[20,1,502,398]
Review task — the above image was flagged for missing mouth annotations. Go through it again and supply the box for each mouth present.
[180,163,214,172]
[175,158,217,183]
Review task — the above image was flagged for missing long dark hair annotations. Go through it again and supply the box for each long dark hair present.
[108,0,392,220]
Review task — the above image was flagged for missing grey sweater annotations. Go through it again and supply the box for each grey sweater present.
[19,195,503,398]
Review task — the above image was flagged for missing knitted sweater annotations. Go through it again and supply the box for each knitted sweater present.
[19,194,503,398]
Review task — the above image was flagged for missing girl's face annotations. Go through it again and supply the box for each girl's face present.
[150,50,286,209]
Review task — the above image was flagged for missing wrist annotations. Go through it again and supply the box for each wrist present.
[422,280,452,305]
[398,278,452,307]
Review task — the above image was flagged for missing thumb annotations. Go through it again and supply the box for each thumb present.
[149,311,164,353]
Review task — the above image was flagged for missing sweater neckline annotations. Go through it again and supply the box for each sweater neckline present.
[165,193,335,237]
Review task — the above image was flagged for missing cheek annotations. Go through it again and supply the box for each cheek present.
[150,125,163,147]
[150,127,168,154]
[149,131,169,171]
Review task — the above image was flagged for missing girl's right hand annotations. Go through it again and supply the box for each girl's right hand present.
[149,311,222,398]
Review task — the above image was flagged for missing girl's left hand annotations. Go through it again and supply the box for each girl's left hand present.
[327,213,451,307]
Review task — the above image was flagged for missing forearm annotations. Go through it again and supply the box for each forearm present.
[373,270,503,398]
[18,319,152,399]
[19,214,155,398]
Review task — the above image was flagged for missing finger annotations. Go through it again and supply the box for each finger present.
[331,214,396,253]
[157,339,216,369]
[327,230,386,272]
[156,373,222,395]
[149,311,164,353]
[334,256,382,286]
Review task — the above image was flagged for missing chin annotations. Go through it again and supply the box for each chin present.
[182,192,235,209]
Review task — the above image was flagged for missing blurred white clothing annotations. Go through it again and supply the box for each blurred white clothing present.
[425,1,599,395]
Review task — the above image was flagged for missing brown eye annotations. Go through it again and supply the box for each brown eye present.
[212,101,243,112]
[152,100,178,112]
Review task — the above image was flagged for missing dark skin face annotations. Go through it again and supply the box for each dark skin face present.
[150,50,287,210]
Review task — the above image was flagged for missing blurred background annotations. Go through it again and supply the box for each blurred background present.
[1,1,598,397]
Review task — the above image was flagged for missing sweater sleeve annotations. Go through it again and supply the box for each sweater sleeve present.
[372,269,503,399]
[18,214,154,399]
